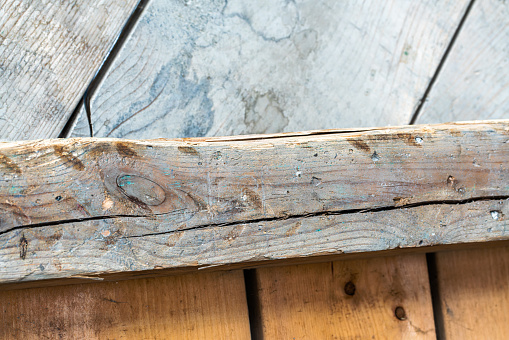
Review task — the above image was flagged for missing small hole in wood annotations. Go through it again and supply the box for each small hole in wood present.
[344,281,356,296]
[419,240,423,245]
[55,195,62,201]
[395,306,407,320]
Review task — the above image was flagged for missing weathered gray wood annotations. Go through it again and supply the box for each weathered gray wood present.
[0,0,139,140]
[0,121,507,284]
[416,0,509,123]
[70,0,470,139]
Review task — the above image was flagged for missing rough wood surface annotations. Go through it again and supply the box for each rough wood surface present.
[434,246,509,339]
[0,0,139,140]
[0,121,507,284]
[416,0,509,123]
[70,0,469,138]
[0,270,250,339]
[255,255,435,339]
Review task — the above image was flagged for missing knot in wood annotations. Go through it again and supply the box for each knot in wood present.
[116,175,166,206]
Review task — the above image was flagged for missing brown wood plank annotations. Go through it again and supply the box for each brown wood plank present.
[434,246,509,339]
[254,254,435,338]
[0,0,139,140]
[0,270,250,339]
[0,121,507,284]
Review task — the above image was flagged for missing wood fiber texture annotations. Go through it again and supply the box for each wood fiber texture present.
[0,270,250,339]
[255,255,436,339]
[417,0,509,123]
[0,0,139,140]
[0,121,507,284]
[70,0,470,138]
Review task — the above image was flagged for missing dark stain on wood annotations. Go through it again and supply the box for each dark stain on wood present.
[115,142,138,158]
[447,175,457,188]
[446,175,466,194]
[19,234,28,260]
[87,142,114,158]
[105,229,122,246]
[396,133,423,147]
[242,188,262,210]
[53,145,85,171]
[347,139,371,153]
[0,202,30,224]
[178,146,199,155]
[0,153,22,174]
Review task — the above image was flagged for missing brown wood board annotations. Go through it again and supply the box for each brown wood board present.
[0,270,250,339]
[0,121,508,284]
[433,246,509,339]
[254,255,436,339]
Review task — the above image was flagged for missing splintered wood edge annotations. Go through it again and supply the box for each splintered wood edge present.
[0,120,507,288]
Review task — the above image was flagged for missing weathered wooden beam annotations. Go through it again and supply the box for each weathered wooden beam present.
[0,121,508,285]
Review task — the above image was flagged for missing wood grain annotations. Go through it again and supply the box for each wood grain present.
[0,270,250,339]
[416,0,509,123]
[413,2,509,337]
[0,121,507,284]
[0,0,139,140]
[433,246,509,339]
[69,0,470,139]
[255,255,435,339]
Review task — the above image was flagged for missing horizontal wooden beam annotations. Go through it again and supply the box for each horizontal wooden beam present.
[0,121,508,286]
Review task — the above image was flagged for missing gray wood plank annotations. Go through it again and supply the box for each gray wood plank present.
[0,0,139,140]
[416,0,509,123]
[0,121,507,284]
[70,0,470,139]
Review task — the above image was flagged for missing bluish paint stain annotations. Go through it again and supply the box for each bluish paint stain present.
[9,187,22,195]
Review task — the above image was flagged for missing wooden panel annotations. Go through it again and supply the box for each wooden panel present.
[0,0,139,140]
[434,247,509,339]
[69,0,469,138]
[0,270,250,339]
[0,121,507,284]
[416,0,509,123]
[255,255,435,338]
[414,2,509,337]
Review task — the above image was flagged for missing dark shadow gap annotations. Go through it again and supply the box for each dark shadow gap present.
[426,253,446,339]
[409,0,477,125]
[244,269,263,340]
[58,0,150,138]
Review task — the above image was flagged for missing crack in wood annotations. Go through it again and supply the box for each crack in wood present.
[1,195,505,239]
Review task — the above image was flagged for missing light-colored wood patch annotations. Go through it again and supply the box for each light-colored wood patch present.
[70,0,469,139]
[417,0,509,123]
[0,0,139,140]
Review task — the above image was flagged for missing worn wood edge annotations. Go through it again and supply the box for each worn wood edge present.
[3,238,509,292]
[1,198,508,287]
[4,119,507,146]
[0,120,508,285]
